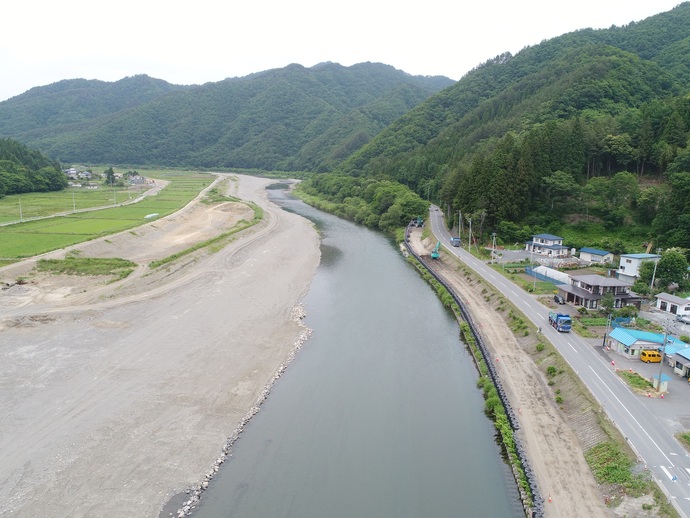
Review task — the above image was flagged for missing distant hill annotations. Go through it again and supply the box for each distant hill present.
[304,3,690,250]
[0,63,454,171]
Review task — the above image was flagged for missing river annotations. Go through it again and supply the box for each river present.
[191,186,522,517]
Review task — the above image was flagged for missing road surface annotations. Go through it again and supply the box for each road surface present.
[428,206,690,517]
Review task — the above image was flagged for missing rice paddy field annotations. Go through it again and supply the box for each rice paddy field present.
[0,170,215,264]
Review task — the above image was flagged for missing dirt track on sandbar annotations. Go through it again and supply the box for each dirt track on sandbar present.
[0,174,320,517]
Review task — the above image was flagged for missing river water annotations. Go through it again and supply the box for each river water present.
[192,186,522,517]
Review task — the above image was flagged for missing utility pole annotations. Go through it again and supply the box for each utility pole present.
[19,198,23,222]
[602,313,612,347]
[467,217,472,253]
[657,321,670,392]
[458,211,463,241]
[650,248,662,291]
[491,232,497,264]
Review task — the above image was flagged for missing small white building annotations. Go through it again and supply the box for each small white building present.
[617,253,660,283]
[525,234,570,258]
[579,247,614,263]
[655,292,690,318]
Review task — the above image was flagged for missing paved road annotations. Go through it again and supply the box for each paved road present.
[428,206,690,517]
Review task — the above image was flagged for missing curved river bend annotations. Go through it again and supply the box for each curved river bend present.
[192,187,522,517]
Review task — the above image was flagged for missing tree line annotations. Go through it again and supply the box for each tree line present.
[0,138,66,197]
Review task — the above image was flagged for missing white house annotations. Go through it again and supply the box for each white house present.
[655,292,690,318]
[579,247,614,263]
[617,253,660,283]
[525,234,570,258]
[671,348,690,379]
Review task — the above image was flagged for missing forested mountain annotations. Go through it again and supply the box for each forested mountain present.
[327,2,690,250]
[0,63,453,171]
[0,138,66,197]
[0,75,187,139]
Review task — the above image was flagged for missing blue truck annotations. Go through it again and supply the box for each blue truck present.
[450,237,461,247]
[548,311,572,332]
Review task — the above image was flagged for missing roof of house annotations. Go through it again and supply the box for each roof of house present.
[532,233,563,240]
[609,328,659,346]
[609,328,685,349]
[676,348,690,362]
[579,247,611,256]
[571,274,632,287]
[655,292,690,305]
[620,253,660,259]
[666,342,690,356]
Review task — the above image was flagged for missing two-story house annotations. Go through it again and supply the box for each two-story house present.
[524,234,570,258]
[617,253,660,283]
[556,274,638,309]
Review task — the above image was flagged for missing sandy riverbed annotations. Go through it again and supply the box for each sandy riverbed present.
[0,174,320,517]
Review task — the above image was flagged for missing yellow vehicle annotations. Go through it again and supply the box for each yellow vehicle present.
[640,350,662,363]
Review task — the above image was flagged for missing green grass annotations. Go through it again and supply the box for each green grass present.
[0,169,214,261]
[0,187,138,224]
[585,442,649,496]
[36,257,137,280]
[677,432,690,452]
[617,370,654,391]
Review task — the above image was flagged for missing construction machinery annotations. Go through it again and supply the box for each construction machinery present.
[431,241,441,259]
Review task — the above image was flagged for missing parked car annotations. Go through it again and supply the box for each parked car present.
[675,315,690,325]
[640,350,662,363]
[554,295,565,305]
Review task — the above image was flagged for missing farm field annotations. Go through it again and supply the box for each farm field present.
[0,169,215,264]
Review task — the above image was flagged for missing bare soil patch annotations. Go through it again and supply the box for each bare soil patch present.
[0,174,320,517]
[412,228,613,517]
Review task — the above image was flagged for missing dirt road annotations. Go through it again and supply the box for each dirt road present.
[0,174,320,517]
[410,228,612,518]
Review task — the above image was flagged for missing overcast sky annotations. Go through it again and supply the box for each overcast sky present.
[1,1,683,102]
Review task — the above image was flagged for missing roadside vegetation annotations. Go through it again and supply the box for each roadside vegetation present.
[409,237,679,516]
[617,370,655,394]
[678,432,690,453]
[405,253,533,508]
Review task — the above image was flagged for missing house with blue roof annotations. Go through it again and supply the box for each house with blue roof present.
[606,327,685,360]
[525,234,571,258]
[617,253,660,283]
[579,247,614,264]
